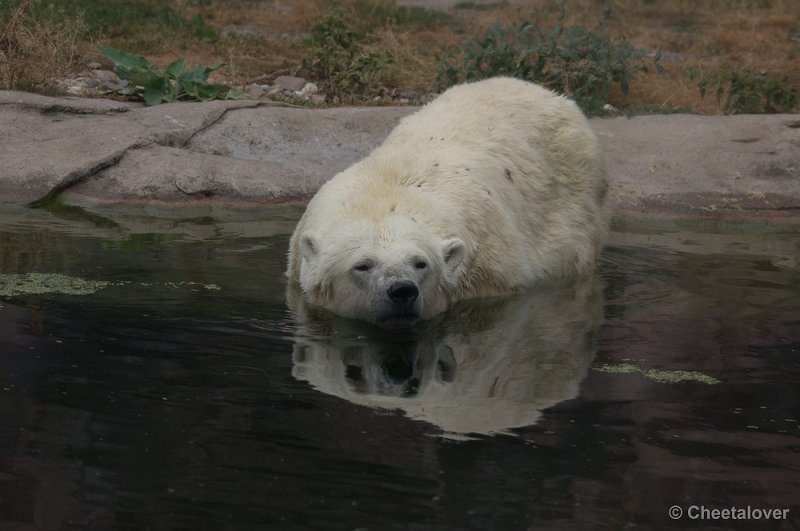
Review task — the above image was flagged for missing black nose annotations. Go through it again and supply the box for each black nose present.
[382,353,415,384]
[387,280,418,305]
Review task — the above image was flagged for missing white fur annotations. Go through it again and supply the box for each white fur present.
[287,77,608,325]
[290,277,603,437]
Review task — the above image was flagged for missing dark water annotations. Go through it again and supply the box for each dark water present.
[1,207,798,530]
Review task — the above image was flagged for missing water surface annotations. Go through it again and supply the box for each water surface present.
[1,206,798,530]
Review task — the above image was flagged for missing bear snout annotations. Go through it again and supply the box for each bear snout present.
[387,280,419,305]
[373,280,422,327]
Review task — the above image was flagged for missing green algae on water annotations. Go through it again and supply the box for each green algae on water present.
[594,362,721,385]
[0,273,112,297]
[596,362,639,375]
[643,368,721,385]
[0,274,223,297]
[161,281,221,291]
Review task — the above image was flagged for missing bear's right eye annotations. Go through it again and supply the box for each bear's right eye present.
[354,263,372,272]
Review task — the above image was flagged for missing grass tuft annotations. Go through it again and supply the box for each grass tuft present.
[1,0,798,114]
[435,8,664,114]
[0,0,86,91]
[300,8,395,102]
[687,66,799,114]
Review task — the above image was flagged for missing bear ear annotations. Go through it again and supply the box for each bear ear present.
[442,237,466,274]
[299,231,320,263]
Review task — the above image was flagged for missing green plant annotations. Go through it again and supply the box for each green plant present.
[454,1,508,10]
[97,46,245,105]
[301,9,393,101]
[435,9,663,114]
[348,0,456,31]
[622,103,697,116]
[34,0,186,37]
[687,67,799,113]
[191,13,218,43]
[2,0,189,46]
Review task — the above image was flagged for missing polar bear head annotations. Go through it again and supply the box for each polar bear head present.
[297,215,466,327]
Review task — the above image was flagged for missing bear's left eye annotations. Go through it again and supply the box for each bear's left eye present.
[414,261,427,270]
[354,263,372,272]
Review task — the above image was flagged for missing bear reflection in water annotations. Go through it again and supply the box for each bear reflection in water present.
[289,276,602,438]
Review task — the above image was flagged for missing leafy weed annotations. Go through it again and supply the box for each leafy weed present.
[435,8,663,114]
[301,9,393,102]
[687,67,799,114]
[97,46,245,105]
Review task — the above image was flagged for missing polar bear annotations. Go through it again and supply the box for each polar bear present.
[291,277,603,437]
[287,77,608,327]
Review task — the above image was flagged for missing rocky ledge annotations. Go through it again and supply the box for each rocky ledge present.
[1,90,798,223]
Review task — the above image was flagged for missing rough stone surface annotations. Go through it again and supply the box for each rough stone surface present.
[0,91,271,201]
[57,69,129,96]
[66,106,412,206]
[1,90,798,224]
[273,75,307,92]
[594,114,800,219]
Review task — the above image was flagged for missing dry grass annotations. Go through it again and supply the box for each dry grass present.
[0,0,86,91]
[1,0,798,113]
[461,0,800,112]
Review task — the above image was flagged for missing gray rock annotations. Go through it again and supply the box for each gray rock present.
[64,105,412,205]
[0,89,798,223]
[299,82,319,97]
[245,84,266,99]
[66,144,316,203]
[593,114,800,219]
[90,69,128,92]
[51,68,129,96]
[273,75,307,92]
[184,105,410,169]
[0,90,136,113]
[91,69,120,84]
[0,91,264,202]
